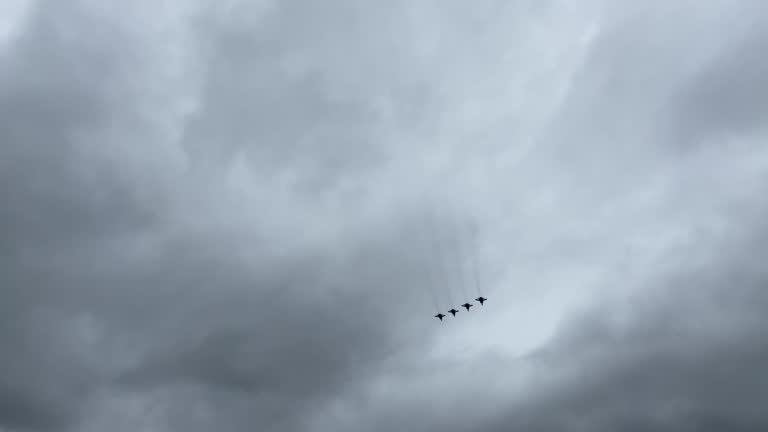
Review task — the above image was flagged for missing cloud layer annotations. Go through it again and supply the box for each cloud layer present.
[2,1,768,431]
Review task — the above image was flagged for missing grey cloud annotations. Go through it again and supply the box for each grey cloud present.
[502,242,768,431]
[536,1,768,174]
[86,221,441,432]
[673,21,768,143]
[181,0,441,194]
[332,1,768,431]
[114,225,434,383]
[345,216,768,432]
[0,2,164,430]
[3,0,768,432]
[0,3,440,422]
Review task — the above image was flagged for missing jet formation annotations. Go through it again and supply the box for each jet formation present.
[434,297,487,321]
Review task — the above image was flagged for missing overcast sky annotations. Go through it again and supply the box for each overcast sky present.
[2,0,768,431]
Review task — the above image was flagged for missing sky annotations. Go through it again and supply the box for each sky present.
[1,0,768,431]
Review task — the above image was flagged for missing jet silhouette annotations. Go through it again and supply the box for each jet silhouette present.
[475,296,487,305]
[448,308,459,317]
[434,313,446,321]
[461,302,473,311]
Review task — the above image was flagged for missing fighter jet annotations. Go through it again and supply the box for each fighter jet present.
[475,296,487,305]
[434,313,446,321]
[448,308,459,317]
[461,302,473,311]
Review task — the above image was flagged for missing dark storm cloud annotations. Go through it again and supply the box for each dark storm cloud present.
[0,2,152,254]
[0,1,163,429]
[110,220,439,429]
[0,1,445,431]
